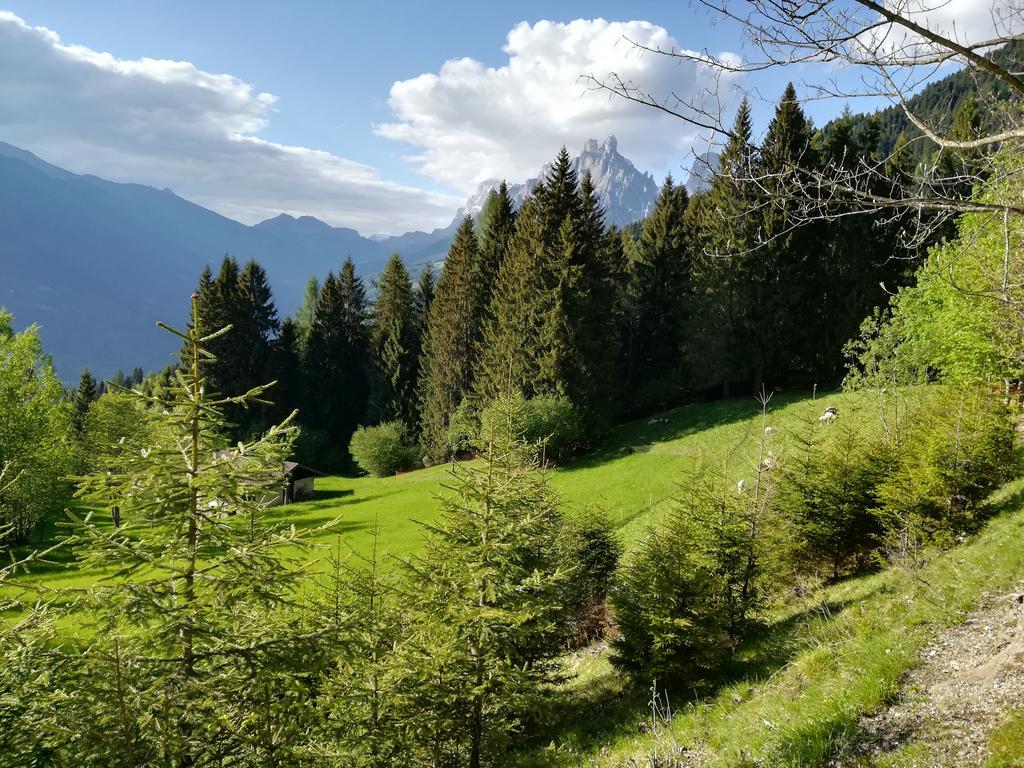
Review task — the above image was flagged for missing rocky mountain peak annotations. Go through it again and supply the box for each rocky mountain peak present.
[453,136,658,228]
[582,134,618,155]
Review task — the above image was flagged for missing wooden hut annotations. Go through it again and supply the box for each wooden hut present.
[278,461,323,505]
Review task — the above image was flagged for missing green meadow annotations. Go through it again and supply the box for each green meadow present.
[7,388,893,599]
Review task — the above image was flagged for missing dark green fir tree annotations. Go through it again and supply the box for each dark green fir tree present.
[419,218,484,461]
[72,368,99,432]
[371,254,418,431]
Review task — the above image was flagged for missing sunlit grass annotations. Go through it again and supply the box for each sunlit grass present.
[5,388,904,609]
[515,479,1024,767]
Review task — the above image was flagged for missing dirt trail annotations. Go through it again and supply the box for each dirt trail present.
[837,583,1024,766]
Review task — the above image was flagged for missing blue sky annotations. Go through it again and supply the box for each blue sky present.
[0,1,990,234]
[1,0,756,187]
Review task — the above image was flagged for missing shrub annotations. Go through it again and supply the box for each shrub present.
[80,392,152,473]
[443,399,480,460]
[0,313,75,545]
[349,421,419,477]
[610,466,773,684]
[779,409,888,579]
[876,388,1014,542]
[557,509,621,644]
[480,393,582,463]
[610,510,732,684]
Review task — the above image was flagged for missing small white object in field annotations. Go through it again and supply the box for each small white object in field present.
[819,406,839,424]
[764,426,777,436]
[737,479,747,494]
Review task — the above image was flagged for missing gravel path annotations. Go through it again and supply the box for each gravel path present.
[838,583,1024,766]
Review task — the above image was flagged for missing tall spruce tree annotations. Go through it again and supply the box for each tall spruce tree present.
[477,149,589,405]
[478,154,619,424]
[413,264,436,332]
[208,256,244,394]
[398,395,569,767]
[371,254,418,431]
[691,99,762,394]
[266,317,303,426]
[476,183,517,306]
[24,296,331,766]
[295,275,321,347]
[303,258,370,464]
[419,218,484,461]
[476,191,548,405]
[72,368,99,432]
[564,173,618,418]
[315,537,410,767]
[814,111,911,381]
[409,265,436,435]
[188,257,279,438]
[757,83,818,384]
[626,175,692,405]
[235,259,280,437]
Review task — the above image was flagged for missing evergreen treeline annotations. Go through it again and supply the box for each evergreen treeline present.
[164,84,919,472]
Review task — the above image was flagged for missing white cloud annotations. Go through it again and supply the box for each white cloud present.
[859,0,1022,61]
[0,11,461,234]
[895,0,1019,45]
[377,18,742,192]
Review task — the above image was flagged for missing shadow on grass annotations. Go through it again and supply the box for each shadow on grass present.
[307,488,354,501]
[518,592,870,762]
[560,394,812,475]
[10,490,381,581]
[979,480,1024,523]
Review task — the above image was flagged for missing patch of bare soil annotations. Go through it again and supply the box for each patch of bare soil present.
[837,584,1024,766]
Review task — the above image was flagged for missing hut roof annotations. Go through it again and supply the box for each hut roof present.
[283,461,325,480]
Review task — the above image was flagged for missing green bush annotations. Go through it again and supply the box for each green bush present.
[876,388,1014,539]
[0,312,75,545]
[557,509,621,645]
[479,393,582,463]
[349,421,419,477]
[443,399,480,459]
[779,410,889,579]
[610,468,769,683]
[80,392,152,473]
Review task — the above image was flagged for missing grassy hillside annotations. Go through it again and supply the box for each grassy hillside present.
[8,385,1023,765]
[518,480,1024,767]
[6,389,894,598]
[273,389,886,566]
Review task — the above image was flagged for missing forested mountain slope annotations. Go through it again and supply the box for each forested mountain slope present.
[827,40,1024,162]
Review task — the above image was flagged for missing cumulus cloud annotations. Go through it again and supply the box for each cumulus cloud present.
[858,0,1022,63]
[890,0,1020,45]
[377,19,742,191]
[0,11,461,234]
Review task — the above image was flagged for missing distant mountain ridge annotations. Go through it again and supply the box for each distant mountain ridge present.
[0,141,398,379]
[0,137,664,379]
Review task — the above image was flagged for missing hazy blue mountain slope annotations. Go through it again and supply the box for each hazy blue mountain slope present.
[0,148,393,378]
